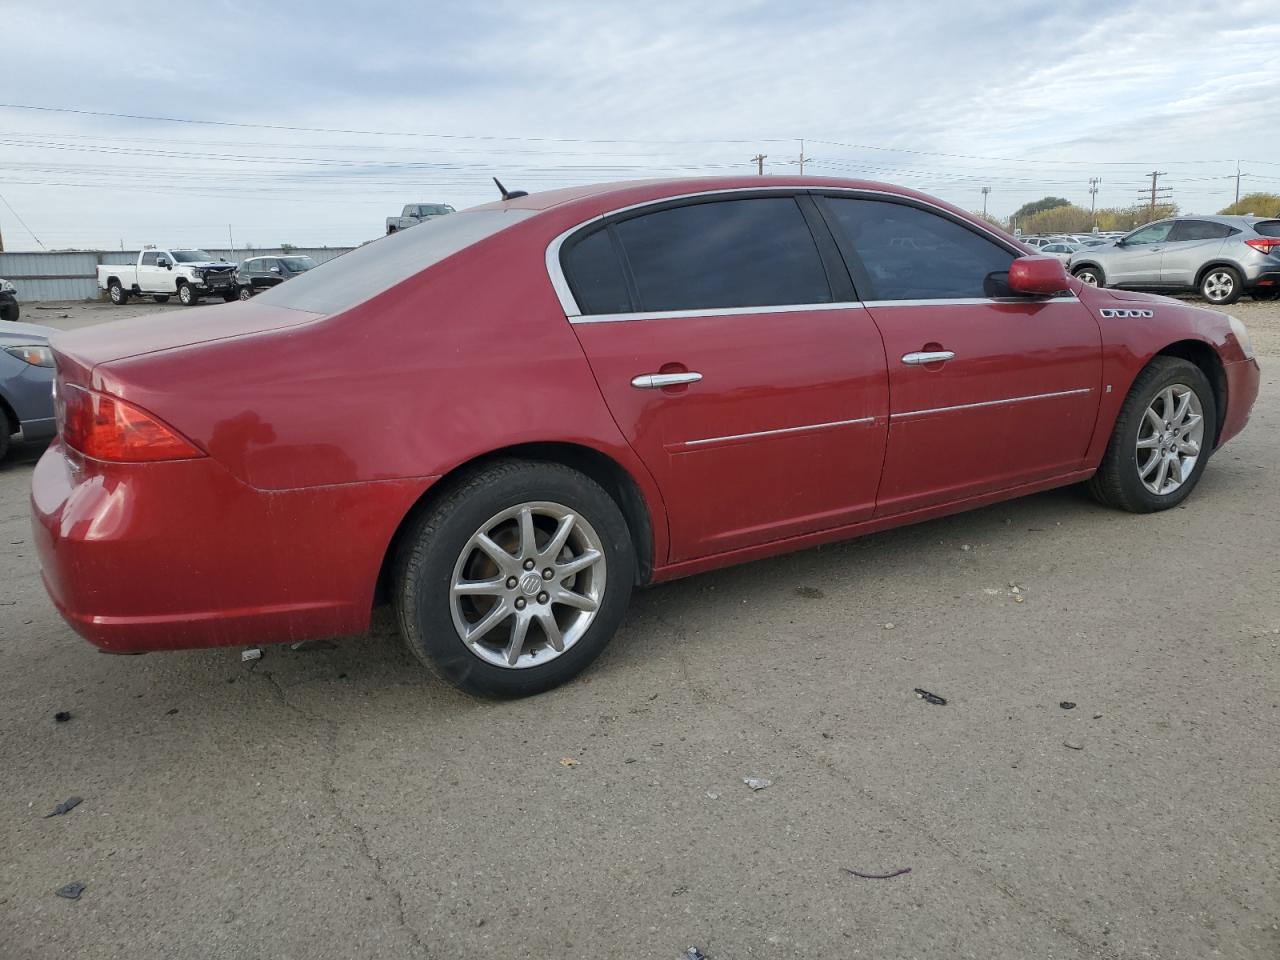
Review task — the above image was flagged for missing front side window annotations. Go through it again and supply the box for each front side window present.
[280,256,314,272]
[611,197,832,312]
[1168,220,1234,242]
[141,252,159,266]
[822,197,1015,300]
[1124,223,1174,245]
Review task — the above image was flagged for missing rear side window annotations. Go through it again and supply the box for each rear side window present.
[1169,220,1234,241]
[562,229,632,315]
[821,197,1015,300]
[611,197,832,312]
[257,209,535,315]
[1255,220,1280,238]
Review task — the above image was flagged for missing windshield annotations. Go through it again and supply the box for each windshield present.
[171,249,215,262]
[416,205,455,217]
[280,257,315,272]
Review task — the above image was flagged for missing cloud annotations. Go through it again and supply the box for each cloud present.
[0,0,1274,248]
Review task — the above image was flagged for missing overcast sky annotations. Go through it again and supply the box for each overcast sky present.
[1,0,1277,250]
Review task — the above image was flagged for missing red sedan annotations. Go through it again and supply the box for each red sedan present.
[31,178,1260,696]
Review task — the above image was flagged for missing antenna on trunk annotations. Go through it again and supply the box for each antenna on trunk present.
[493,177,529,201]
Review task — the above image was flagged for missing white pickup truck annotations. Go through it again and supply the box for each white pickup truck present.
[97,248,238,306]
[385,203,455,235]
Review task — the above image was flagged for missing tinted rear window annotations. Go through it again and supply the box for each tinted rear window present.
[257,210,534,314]
[1255,220,1280,238]
[612,197,831,312]
[1169,220,1234,241]
[562,228,632,315]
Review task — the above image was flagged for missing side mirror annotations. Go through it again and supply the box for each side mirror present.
[1007,256,1071,297]
[156,257,170,269]
[270,266,282,274]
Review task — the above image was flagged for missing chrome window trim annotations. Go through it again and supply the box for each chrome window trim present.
[892,387,1093,420]
[545,185,1032,319]
[865,295,1078,308]
[569,300,866,325]
[669,415,877,452]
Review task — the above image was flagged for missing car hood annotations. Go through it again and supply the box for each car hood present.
[0,320,55,343]
[1105,288,1181,305]
[178,261,235,269]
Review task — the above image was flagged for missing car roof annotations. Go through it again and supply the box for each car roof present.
[466,176,1014,240]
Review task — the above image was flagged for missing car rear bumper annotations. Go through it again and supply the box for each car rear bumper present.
[1244,269,1280,290]
[1218,357,1260,448]
[30,442,432,653]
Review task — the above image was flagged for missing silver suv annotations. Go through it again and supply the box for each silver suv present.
[1068,215,1280,305]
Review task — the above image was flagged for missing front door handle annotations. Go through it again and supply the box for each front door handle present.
[631,372,703,389]
[901,351,955,365]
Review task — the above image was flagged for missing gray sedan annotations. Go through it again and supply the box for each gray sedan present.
[1,321,56,461]
[1069,215,1280,305]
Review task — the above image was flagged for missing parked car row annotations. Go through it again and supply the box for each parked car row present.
[96,248,315,306]
[1068,215,1280,305]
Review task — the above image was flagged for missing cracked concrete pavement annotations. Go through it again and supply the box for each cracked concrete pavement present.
[1,298,1277,959]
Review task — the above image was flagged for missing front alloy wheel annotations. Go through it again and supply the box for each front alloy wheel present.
[178,283,197,306]
[1135,384,1204,496]
[1087,356,1216,513]
[1073,267,1102,287]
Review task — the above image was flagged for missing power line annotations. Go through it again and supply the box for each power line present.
[0,102,790,146]
[0,190,44,248]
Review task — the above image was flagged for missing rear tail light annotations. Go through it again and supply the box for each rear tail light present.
[1245,237,1280,255]
[58,384,204,462]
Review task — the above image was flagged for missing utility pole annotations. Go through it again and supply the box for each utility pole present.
[0,222,5,253]
[1234,160,1241,205]
[1138,171,1171,221]
[980,186,990,217]
[797,139,807,176]
[1088,177,1101,227]
[228,223,235,250]
[751,153,767,176]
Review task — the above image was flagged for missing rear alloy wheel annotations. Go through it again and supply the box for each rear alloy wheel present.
[238,287,253,301]
[109,281,129,305]
[1200,266,1242,305]
[177,283,198,306]
[1087,357,1215,513]
[1073,266,1104,287]
[395,460,635,697]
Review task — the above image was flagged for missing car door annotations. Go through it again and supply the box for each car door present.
[1109,221,1174,286]
[1160,219,1234,287]
[257,259,282,291]
[560,193,890,563]
[136,251,163,292]
[815,194,1102,517]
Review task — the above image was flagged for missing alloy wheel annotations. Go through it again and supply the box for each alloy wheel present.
[449,501,606,669]
[1075,270,1100,286]
[1135,383,1204,496]
[1202,271,1234,302]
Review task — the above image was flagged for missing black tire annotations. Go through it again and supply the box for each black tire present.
[394,459,636,697]
[177,282,198,306]
[238,287,253,301]
[1087,356,1216,513]
[0,410,12,461]
[1073,265,1105,287]
[0,302,18,323]
[1199,266,1242,306]
[152,294,170,303]
[108,281,129,305]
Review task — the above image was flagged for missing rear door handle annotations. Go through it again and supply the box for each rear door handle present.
[901,351,955,365]
[631,372,703,389]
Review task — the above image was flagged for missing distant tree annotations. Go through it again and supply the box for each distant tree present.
[971,210,1008,231]
[1218,192,1280,217]
[1012,197,1071,221]
[1019,204,1094,235]
[280,243,297,253]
